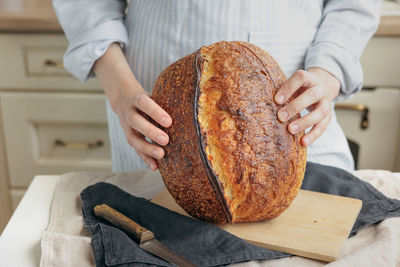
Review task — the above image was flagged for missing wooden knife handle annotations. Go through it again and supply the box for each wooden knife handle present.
[94,203,154,243]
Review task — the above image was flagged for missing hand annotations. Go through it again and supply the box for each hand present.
[93,43,172,170]
[274,68,340,146]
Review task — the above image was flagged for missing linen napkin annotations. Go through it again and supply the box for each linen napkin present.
[80,162,400,266]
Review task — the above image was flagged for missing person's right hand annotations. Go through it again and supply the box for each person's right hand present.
[93,43,172,170]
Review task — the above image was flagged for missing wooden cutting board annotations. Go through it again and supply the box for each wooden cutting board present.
[152,189,362,262]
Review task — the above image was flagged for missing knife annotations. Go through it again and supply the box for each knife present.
[94,204,197,267]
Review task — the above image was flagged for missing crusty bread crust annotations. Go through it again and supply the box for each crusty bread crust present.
[152,53,229,224]
[152,41,306,224]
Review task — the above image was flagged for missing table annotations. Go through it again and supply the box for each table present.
[0,175,60,266]
[1,173,399,266]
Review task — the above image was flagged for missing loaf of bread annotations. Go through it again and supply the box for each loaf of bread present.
[152,41,306,224]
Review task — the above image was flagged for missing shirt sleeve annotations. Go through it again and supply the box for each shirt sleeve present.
[52,0,128,82]
[304,0,381,99]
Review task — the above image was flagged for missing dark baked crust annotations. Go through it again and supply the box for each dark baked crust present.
[152,41,306,224]
[239,42,307,220]
[152,53,229,224]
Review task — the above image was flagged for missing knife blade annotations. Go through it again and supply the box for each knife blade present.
[94,203,197,267]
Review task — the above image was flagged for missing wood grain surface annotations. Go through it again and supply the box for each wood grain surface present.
[0,0,61,32]
[152,189,362,262]
[376,16,400,37]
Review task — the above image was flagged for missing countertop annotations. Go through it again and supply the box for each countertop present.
[0,173,400,266]
[1,0,400,36]
[0,0,62,32]
[0,175,59,267]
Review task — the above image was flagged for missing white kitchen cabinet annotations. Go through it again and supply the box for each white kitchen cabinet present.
[0,33,111,230]
[0,34,101,90]
[0,92,111,188]
[336,88,400,171]
[10,189,26,211]
[336,34,400,172]
[361,37,400,88]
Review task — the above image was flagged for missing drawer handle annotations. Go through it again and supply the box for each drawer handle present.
[54,139,104,149]
[44,59,64,69]
[335,104,369,129]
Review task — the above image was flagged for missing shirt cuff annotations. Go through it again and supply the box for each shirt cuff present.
[63,19,128,83]
[305,41,363,100]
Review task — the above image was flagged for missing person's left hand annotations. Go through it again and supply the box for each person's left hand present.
[274,67,340,146]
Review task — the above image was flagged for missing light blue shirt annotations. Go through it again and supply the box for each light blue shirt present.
[53,0,381,172]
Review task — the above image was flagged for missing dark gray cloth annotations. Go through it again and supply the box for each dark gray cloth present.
[80,162,400,266]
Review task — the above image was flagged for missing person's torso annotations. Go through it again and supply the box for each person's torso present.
[125,0,323,92]
[109,0,354,172]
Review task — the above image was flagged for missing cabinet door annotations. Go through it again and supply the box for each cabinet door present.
[0,34,101,91]
[336,88,400,171]
[0,92,112,187]
[10,189,25,211]
[361,37,400,88]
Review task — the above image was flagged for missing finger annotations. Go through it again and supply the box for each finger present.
[278,85,324,122]
[122,124,165,160]
[287,99,331,134]
[301,112,332,146]
[275,70,317,105]
[134,93,172,127]
[138,152,159,171]
[128,111,169,146]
